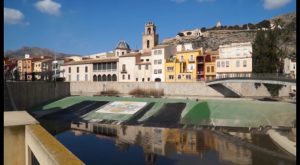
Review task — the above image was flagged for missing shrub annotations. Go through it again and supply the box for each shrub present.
[101,89,119,96]
[129,88,164,98]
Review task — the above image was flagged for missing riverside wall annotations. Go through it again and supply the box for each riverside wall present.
[70,82,293,98]
[4,82,70,110]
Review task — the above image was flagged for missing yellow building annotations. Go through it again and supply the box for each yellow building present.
[165,48,203,82]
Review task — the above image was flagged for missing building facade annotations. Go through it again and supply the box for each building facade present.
[142,22,159,51]
[284,55,296,79]
[216,42,252,78]
[165,47,203,82]
[151,45,176,82]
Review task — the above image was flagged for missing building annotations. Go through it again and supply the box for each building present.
[165,44,204,82]
[115,41,131,57]
[91,58,118,82]
[216,42,252,78]
[17,54,42,80]
[135,52,152,82]
[61,58,118,82]
[202,49,219,81]
[151,44,176,82]
[142,22,159,52]
[118,52,139,82]
[284,54,296,79]
[33,58,53,80]
[52,58,65,80]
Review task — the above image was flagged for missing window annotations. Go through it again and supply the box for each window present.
[85,66,88,73]
[180,56,184,61]
[122,64,126,71]
[136,78,138,81]
[93,75,97,81]
[154,49,162,55]
[122,75,125,80]
[178,75,181,79]
[190,55,194,61]
[145,65,149,70]
[142,78,144,82]
[69,67,71,73]
[158,59,162,64]
[68,75,71,81]
[243,60,247,67]
[147,40,150,48]
[236,60,240,67]
[107,62,112,70]
[128,74,130,80]
[85,74,88,81]
[186,75,191,80]
[154,69,158,74]
[122,52,124,55]
[77,67,79,73]
[169,75,174,79]
[211,66,214,72]
[207,66,210,72]
[167,67,174,72]
[141,59,144,62]
[77,75,79,81]
[148,77,150,81]
[154,60,158,64]
[226,61,229,67]
[221,61,225,67]
[146,59,149,62]
[112,63,117,69]
[158,69,162,74]
[217,61,220,68]
[138,65,141,70]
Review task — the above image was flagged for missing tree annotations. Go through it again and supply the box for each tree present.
[256,20,271,29]
[252,20,290,97]
[242,24,248,29]
[247,23,256,29]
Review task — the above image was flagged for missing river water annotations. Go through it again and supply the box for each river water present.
[38,117,295,165]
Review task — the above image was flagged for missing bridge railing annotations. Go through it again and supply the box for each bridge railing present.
[206,73,296,83]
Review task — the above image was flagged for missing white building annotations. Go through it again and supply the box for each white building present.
[151,44,176,82]
[135,52,152,82]
[61,61,92,82]
[216,42,252,78]
[118,52,138,82]
[284,55,296,79]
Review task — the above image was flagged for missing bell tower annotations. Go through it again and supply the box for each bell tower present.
[142,22,159,51]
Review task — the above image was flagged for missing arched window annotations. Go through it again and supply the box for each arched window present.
[93,75,97,81]
[112,74,117,81]
[155,78,161,82]
[107,74,112,81]
[147,40,150,48]
[102,75,107,81]
[98,75,102,81]
[147,27,151,34]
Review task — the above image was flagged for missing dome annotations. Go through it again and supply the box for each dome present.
[115,41,130,50]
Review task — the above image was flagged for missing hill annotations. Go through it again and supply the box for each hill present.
[162,12,296,54]
[4,47,82,59]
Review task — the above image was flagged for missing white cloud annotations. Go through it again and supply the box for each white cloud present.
[264,0,291,10]
[4,8,25,24]
[171,0,187,3]
[196,0,215,2]
[35,0,61,16]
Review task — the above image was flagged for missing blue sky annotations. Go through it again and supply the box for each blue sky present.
[4,0,296,55]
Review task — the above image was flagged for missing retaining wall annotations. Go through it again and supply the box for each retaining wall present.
[70,82,292,97]
[4,82,70,110]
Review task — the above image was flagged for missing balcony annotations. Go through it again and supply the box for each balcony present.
[120,69,127,74]
[197,60,204,64]
[179,59,185,63]
[189,58,195,62]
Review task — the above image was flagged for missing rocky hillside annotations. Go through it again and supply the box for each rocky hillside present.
[163,12,296,53]
[4,47,81,59]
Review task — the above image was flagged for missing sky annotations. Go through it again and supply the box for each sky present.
[4,0,296,55]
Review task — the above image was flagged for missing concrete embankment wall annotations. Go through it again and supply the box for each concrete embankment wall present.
[4,82,70,110]
[70,82,292,97]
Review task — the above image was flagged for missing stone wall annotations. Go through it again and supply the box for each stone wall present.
[70,82,292,97]
[4,82,70,110]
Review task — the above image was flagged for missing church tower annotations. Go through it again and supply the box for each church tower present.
[142,22,159,51]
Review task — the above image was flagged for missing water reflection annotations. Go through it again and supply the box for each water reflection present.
[66,122,294,165]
